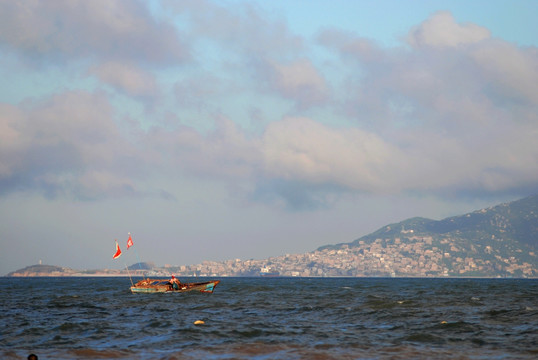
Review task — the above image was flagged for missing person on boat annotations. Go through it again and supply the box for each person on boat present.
[169,275,181,290]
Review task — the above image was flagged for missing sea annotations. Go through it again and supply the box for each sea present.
[1,277,537,360]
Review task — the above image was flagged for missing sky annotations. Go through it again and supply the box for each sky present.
[1,0,537,275]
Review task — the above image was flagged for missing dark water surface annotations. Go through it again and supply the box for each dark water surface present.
[1,277,537,359]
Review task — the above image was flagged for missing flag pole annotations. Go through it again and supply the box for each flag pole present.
[127,232,146,279]
[124,261,134,287]
[113,239,133,287]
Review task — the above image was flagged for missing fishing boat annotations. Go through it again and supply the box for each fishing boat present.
[113,234,220,294]
[130,278,220,294]
[259,266,280,277]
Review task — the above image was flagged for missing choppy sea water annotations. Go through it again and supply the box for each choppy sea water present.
[1,277,537,359]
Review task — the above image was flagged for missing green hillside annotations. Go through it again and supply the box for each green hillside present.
[332,194,537,249]
[318,194,538,277]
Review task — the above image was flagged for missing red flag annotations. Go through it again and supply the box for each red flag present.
[113,240,122,259]
[127,233,133,249]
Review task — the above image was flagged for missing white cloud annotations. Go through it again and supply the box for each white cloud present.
[0,91,139,198]
[312,12,538,199]
[407,11,490,48]
[317,29,384,63]
[261,117,403,192]
[144,116,262,180]
[168,0,303,59]
[267,59,329,108]
[471,40,538,105]
[0,104,25,178]
[0,4,536,206]
[0,0,188,64]
[90,61,158,98]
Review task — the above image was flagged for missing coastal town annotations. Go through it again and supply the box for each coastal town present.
[156,233,536,278]
[8,232,536,278]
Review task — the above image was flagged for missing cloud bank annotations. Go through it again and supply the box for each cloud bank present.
[1,3,537,209]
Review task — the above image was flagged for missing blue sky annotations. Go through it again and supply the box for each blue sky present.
[0,0,537,275]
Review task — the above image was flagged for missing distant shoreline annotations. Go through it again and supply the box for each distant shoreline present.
[3,274,536,279]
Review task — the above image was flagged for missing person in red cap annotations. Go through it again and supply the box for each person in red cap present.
[169,275,181,290]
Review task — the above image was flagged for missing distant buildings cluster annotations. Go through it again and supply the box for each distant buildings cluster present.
[8,233,536,278]
[154,234,536,278]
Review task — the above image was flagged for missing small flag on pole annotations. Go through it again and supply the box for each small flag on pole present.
[113,240,122,259]
[127,233,134,249]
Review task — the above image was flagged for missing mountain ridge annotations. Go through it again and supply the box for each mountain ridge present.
[320,194,538,254]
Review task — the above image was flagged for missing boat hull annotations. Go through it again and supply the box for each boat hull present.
[259,272,280,277]
[130,279,220,294]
